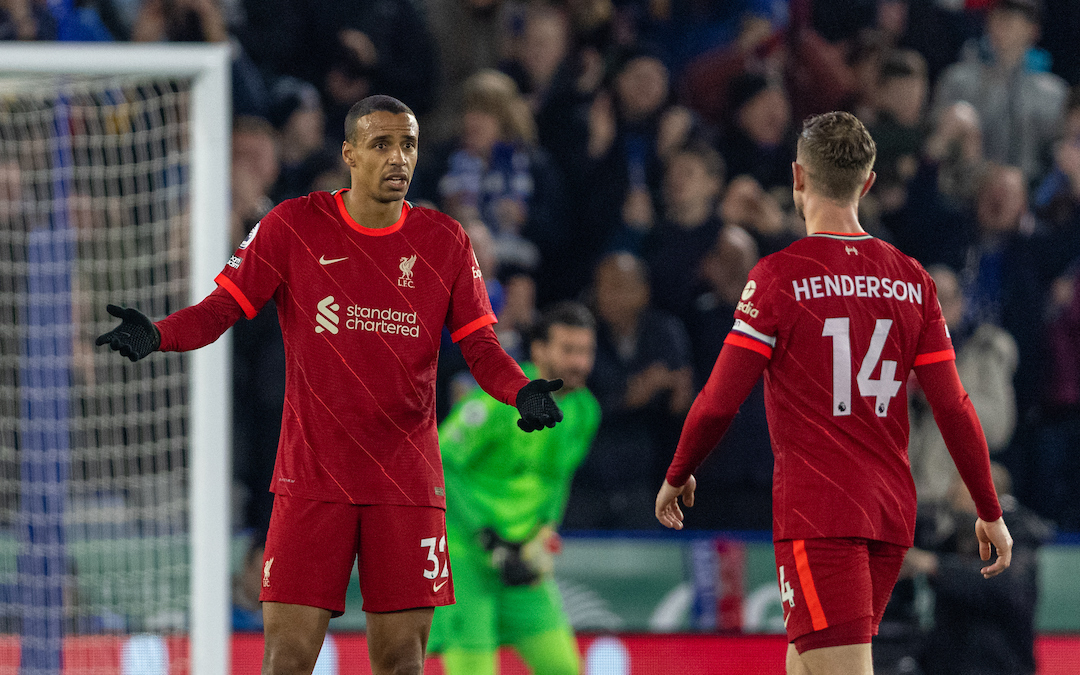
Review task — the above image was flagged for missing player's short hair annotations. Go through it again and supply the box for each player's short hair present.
[531,301,596,345]
[344,95,415,143]
[797,111,876,203]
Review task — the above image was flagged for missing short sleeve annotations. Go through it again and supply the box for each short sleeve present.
[214,205,287,319]
[725,259,782,359]
[446,234,496,342]
[913,272,955,367]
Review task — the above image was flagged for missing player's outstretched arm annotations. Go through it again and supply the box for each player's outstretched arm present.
[515,379,564,432]
[975,517,1013,579]
[95,304,160,362]
[655,476,696,530]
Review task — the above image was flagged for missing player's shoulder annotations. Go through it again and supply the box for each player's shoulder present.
[405,203,470,242]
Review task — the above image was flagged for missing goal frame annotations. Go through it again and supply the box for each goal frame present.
[1,43,232,675]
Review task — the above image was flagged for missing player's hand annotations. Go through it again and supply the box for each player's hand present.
[655,476,696,530]
[95,304,160,362]
[515,379,564,432]
[478,528,540,586]
[975,516,1013,579]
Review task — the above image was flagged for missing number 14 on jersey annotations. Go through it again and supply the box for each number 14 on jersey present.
[822,317,902,418]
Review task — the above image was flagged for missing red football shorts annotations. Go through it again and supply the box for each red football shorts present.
[773,537,907,653]
[260,494,454,615]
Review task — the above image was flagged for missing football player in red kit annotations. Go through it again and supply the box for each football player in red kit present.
[98,95,563,675]
[656,112,1012,675]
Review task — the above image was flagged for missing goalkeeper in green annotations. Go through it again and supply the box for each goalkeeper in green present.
[429,301,601,675]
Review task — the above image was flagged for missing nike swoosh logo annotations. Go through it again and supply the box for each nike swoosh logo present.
[433,580,448,593]
[319,255,348,265]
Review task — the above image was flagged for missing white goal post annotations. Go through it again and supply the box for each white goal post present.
[0,43,231,675]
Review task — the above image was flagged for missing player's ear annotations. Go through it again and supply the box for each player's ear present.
[792,162,805,192]
[342,141,355,168]
[860,170,876,198]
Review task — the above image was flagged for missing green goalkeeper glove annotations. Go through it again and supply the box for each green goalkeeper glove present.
[478,526,560,587]
[95,304,160,362]
[515,378,564,432]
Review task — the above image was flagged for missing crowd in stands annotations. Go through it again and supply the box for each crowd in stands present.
[6,0,1079,536]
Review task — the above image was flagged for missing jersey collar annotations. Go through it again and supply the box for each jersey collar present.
[808,231,874,241]
[333,188,411,236]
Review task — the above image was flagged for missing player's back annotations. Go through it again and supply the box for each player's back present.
[730,232,952,546]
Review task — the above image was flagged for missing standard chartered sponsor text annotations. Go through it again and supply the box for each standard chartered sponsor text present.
[346,305,420,337]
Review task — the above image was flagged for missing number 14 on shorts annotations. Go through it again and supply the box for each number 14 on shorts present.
[779,564,796,626]
[421,536,450,590]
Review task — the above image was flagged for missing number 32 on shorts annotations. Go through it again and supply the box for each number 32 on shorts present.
[421,536,450,582]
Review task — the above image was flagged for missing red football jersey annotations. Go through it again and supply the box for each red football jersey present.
[216,190,496,508]
[728,232,953,546]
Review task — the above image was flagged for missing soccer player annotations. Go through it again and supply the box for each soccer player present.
[429,301,600,675]
[96,95,564,675]
[655,111,1013,675]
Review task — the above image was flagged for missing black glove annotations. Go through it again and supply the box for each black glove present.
[478,528,540,586]
[515,378,564,432]
[95,304,161,362]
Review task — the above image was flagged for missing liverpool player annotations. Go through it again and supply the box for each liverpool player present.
[97,95,563,675]
[655,112,1013,675]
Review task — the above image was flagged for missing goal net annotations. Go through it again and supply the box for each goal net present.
[0,45,230,675]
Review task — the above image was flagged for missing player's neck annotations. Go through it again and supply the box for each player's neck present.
[801,197,865,236]
[342,190,405,229]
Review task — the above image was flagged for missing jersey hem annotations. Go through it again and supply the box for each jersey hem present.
[450,313,498,342]
[215,273,257,319]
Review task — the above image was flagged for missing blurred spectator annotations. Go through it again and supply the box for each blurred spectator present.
[960,164,1080,426]
[1030,266,1080,530]
[1032,86,1080,227]
[0,0,57,39]
[642,143,725,320]
[423,0,510,145]
[902,465,1052,675]
[232,531,266,631]
[719,174,799,257]
[931,0,1068,182]
[584,51,700,274]
[229,115,278,246]
[908,266,1017,506]
[679,14,785,130]
[410,69,570,301]
[131,0,269,117]
[501,3,601,193]
[717,72,795,192]
[887,101,985,270]
[566,251,693,530]
[267,76,329,202]
[867,50,929,215]
[682,226,771,530]
[297,0,438,143]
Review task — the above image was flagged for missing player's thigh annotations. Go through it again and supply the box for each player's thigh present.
[498,578,572,645]
[365,607,434,675]
[262,602,332,675]
[774,538,875,650]
[357,504,454,612]
[794,643,873,675]
[515,626,580,675]
[261,494,361,616]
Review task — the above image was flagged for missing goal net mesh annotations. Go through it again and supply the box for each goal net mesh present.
[0,74,194,671]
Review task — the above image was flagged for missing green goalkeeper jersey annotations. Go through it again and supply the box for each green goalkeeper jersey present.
[439,363,601,543]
